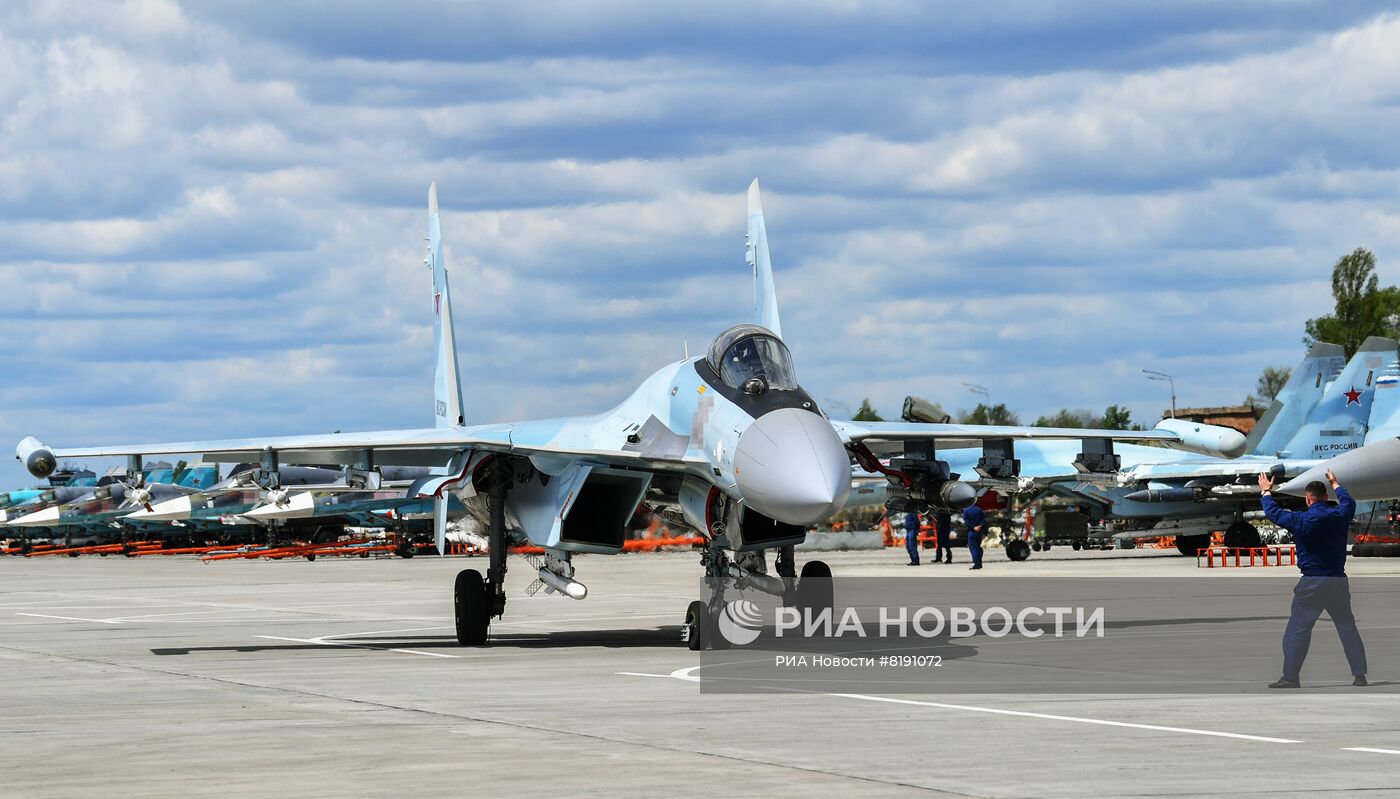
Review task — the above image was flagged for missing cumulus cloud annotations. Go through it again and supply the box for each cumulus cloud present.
[3,2,1400,486]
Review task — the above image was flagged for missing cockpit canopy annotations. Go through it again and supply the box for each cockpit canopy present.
[706,324,798,391]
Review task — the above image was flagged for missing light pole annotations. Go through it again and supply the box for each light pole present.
[1142,369,1176,419]
[962,382,990,405]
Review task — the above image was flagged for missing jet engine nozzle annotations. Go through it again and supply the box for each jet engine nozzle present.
[734,407,851,526]
[17,437,56,480]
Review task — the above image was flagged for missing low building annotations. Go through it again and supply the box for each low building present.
[1163,405,1261,436]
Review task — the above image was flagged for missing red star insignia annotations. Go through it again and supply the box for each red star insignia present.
[1344,385,1362,405]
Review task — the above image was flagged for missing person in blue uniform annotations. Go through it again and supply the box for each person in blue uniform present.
[904,510,921,565]
[1258,468,1367,688]
[935,511,953,564]
[963,504,986,570]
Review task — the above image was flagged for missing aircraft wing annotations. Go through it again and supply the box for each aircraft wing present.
[41,421,708,472]
[832,419,1246,458]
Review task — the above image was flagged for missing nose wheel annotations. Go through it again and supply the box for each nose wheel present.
[792,559,833,613]
[684,543,833,650]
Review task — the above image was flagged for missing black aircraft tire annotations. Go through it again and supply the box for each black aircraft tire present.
[1176,534,1209,556]
[707,606,732,651]
[1006,540,1031,561]
[1223,522,1262,549]
[1071,540,1082,551]
[454,569,490,646]
[685,600,709,651]
[795,560,834,614]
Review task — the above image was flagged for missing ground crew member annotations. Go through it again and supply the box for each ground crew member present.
[1258,468,1367,688]
[963,503,986,570]
[904,510,921,566]
[935,511,952,564]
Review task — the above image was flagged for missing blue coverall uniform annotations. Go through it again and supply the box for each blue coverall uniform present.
[1261,486,1367,682]
[904,511,921,564]
[935,512,952,562]
[963,505,986,568]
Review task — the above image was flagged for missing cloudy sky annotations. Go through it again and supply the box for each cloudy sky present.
[4,0,1400,487]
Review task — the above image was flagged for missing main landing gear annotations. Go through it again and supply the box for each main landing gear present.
[683,542,834,651]
[454,465,509,646]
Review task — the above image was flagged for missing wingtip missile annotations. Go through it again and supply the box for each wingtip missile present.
[1153,419,1248,459]
[16,436,56,479]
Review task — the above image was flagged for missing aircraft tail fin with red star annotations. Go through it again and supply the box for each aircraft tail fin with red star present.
[1268,336,1397,459]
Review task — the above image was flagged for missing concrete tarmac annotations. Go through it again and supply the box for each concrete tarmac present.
[3,547,1399,798]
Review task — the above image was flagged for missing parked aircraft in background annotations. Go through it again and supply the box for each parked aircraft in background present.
[917,338,1393,555]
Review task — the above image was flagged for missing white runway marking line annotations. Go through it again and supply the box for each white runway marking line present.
[15,613,122,624]
[1343,747,1400,755]
[257,626,459,659]
[828,693,1304,744]
[618,668,1301,744]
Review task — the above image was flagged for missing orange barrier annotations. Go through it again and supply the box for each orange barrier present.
[623,535,704,552]
[1356,533,1400,544]
[128,544,240,557]
[26,543,130,557]
[1197,545,1296,568]
[202,539,382,562]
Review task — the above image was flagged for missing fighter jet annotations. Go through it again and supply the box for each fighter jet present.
[3,463,220,539]
[1277,337,1400,501]
[930,339,1390,554]
[15,181,1247,648]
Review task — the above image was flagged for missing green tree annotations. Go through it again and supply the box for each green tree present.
[1248,365,1291,407]
[1032,408,1096,428]
[959,403,1020,425]
[852,398,884,422]
[1100,404,1134,430]
[1304,248,1392,357]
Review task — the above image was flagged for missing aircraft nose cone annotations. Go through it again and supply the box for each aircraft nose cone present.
[733,407,851,525]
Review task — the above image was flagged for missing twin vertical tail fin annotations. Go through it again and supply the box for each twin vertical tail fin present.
[1272,337,1397,459]
[1361,339,1400,442]
[1247,342,1345,456]
[746,179,783,339]
[429,182,466,429]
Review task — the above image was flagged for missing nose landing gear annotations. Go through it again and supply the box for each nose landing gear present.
[684,542,833,650]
